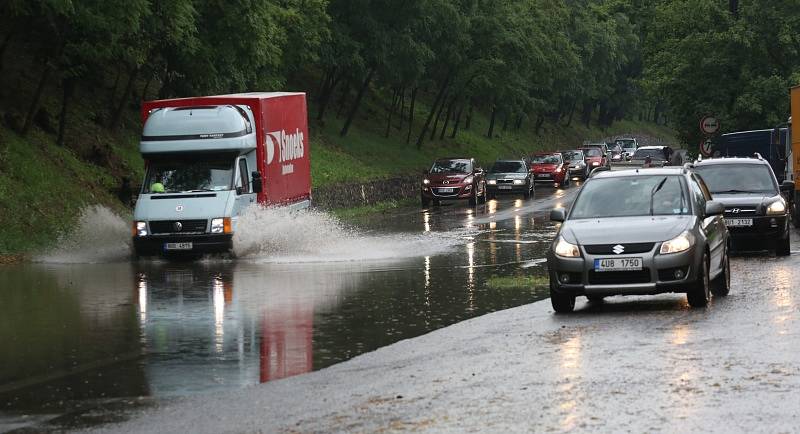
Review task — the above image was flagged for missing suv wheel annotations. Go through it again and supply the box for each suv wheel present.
[687,252,710,308]
[776,231,791,256]
[550,281,575,313]
[710,249,730,296]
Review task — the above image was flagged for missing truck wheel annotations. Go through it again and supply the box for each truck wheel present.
[776,231,791,257]
[550,281,575,313]
[710,250,730,296]
[687,252,710,308]
[421,195,430,208]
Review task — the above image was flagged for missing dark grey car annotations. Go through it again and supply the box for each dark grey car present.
[547,167,730,312]
[485,159,534,199]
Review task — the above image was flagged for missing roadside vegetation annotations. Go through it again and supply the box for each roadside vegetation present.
[485,275,550,291]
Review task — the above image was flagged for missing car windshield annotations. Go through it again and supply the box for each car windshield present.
[491,161,527,173]
[616,139,636,148]
[561,151,583,161]
[531,155,560,164]
[582,149,602,157]
[693,164,777,194]
[144,155,234,193]
[570,175,689,219]
[430,160,472,174]
[633,149,665,159]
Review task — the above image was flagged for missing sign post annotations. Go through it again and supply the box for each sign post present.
[700,116,720,135]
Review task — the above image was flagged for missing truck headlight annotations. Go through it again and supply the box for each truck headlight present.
[660,231,694,254]
[211,218,232,234]
[487,179,497,185]
[513,179,525,185]
[554,236,580,258]
[767,200,786,215]
[134,221,147,237]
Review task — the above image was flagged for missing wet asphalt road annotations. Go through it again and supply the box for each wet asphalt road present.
[0,184,578,432]
[95,228,800,434]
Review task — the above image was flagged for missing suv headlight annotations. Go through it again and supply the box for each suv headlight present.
[767,200,786,215]
[660,231,694,254]
[464,175,474,184]
[211,218,232,234]
[513,179,525,185]
[487,179,497,185]
[423,179,430,185]
[554,236,580,258]
[133,221,147,237]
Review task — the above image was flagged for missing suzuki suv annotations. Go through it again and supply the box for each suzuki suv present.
[692,156,793,255]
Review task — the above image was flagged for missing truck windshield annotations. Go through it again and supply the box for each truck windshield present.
[144,156,234,193]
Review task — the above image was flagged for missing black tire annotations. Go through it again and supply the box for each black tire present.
[421,195,430,207]
[550,281,575,313]
[776,231,791,256]
[468,190,478,206]
[793,203,800,228]
[687,252,710,308]
[710,249,730,297]
[587,295,605,303]
[523,183,532,199]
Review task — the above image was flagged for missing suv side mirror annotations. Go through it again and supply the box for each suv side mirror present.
[705,201,725,217]
[251,171,263,194]
[550,208,566,222]
[781,180,794,192]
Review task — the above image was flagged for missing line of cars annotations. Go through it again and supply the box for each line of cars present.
[546,153,793,313]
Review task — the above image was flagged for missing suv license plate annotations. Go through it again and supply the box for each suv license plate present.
[724,218,753,227]
[594,257,643,272]
[498,185,512,190]
[165,242,193,251]
[438,187,454,193]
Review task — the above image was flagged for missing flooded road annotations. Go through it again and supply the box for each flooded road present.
[0,186,578,430]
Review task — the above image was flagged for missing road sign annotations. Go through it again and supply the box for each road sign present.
[700,139,713,157]
[700,116,720,135]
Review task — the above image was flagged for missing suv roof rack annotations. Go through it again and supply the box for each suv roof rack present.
[753,152,763,160]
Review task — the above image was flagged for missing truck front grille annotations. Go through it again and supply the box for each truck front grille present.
[150,219,207,234]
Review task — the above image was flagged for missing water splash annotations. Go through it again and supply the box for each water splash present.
[233,206,459,263]
[35,205,132,264]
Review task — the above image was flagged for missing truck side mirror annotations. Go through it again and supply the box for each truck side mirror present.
[252,171,263,194]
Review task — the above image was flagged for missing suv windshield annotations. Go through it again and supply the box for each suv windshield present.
[694,164,777,194]
[430,159,472,174]
[570,175,689,219]
[633,149,666,159]
[145,155,234,193]
[616,139,636,148]
[582,149,602,157]
[491,161,527,173]
[531,155,561,164]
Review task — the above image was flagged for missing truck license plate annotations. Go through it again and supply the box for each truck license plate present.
[594,257,643,272]
[165,242,193,251]
[724,218,753,227]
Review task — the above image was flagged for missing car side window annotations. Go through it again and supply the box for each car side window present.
[239,159,250,193]
[689,175,706,215]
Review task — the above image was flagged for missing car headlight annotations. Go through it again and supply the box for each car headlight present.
[134,221,147,237]
[513,179,525,185]
[592,161,600,166]
[211,217,232,234]
[554,236,580,258]
[660,231,694,255]
[464,175,474,184]
[487,179,497,185]
[423,179,430,185]
[767,200,786,215]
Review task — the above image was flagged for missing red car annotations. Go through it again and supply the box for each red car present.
[579,146,608,173]
[530,153,570,188]
[421,158,487,207]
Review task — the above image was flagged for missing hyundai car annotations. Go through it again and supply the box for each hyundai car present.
[486,159,534,199]
[421,158,487,207]
[547,167,730,312]
[693,156,793,255]
[631,146,674,167]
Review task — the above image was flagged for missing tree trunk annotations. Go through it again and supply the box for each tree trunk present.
[564,100,577,127]
[336,79,352,118]
[450,104,465,139]
[439,96,457,140]
[535,114,545,135]
[502,111,509,132]
[110,66,140,131]
[141,72,154,102]
[430,90,450,140]
[397,87,406,130]
[0,30,14,73]
[340,67,375,137]
[406,87,417,144]
[465,103,473,130]
[21,63,52,135]
[109,67,122,106]
[57,78,75,147]
[514,114,523,130]
[487,105,497,138]
[581,101,593,127]
[385,87,399,138]
[316,68,339,121]
[416,72,452,149]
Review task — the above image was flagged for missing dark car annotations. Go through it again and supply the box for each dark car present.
[631,146,674,167]
[580,147,608,172]
[485,159,534,199]
[530,153,570,188]
[547,167,730,312]
[692,156,793,255]
[421,158,487,207]
[558,150,588,180]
